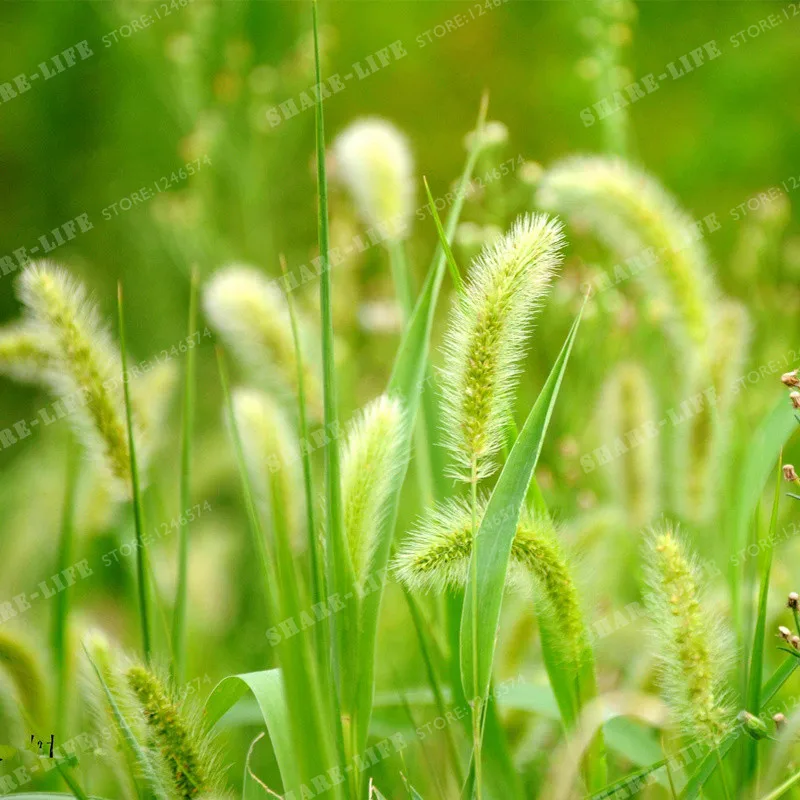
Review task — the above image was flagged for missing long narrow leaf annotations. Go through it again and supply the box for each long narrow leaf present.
[460,306,584,703]
[206,670,299,795]
[744,457,783,782]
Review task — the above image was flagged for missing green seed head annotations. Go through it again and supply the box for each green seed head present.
[126,664,223,799]
[394,498,588,670]
[440,213,564,482]
[537,157,716,356]
[644,525,734,745]
[17,263,140,497]
[0,324,51,384]
[342,395,405,585]
[203,265,322,419]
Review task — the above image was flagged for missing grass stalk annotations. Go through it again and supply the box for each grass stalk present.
[171,266,198,686]
[117,283,151,664]
[279,254,323,614]
[53,439,78,742]
[312,3,355,791]
[469,461,482,800]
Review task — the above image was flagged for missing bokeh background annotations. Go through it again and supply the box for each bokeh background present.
[1,0,799,794]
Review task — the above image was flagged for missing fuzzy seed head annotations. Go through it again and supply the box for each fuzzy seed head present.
[394,498,587,670]
[0,324,51,384]
[203,265,321,418]
[333,118,415,240]
[232,387,301,542]
[440,213,565,481]
[17,263,140,497]
[342,395,405,584]
[596,361,658,528]
[126,665,223,799]
[644,525,734,745]
[537,157,716,353]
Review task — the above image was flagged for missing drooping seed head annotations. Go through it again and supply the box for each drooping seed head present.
[17,263,140,497]
[596,361,658,528]
[394,497,588,671]
[644,525,734,746]
[440,213,565,482]
[0,629,47,727]
[537,157,716,356]
[342,395,405,585]
[678,300,751,522]
[333,117,415,241]
[203,265,322,418]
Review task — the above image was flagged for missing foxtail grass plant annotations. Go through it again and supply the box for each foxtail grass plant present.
[596,361,659,528]
[342,394,405,585]
[677,301,751,523]
[203,265,322,418]
[536,157,717,358]
[437,211,565,796]
[440,213,565,483]
[231,387,302,544]
[644,525,735,749]
[17,263,143,497]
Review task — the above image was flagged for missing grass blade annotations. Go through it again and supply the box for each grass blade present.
[206,670,299,795]
[53,440,78,741]
[743,456,783,784]
[730,400,796,647]
[117,283,151,664]
[459,304,593,788]
[311,9,357,776]
[352,92,489,762]
[681,656,800,798]
[422,175,463,297]
[171,266,198,686]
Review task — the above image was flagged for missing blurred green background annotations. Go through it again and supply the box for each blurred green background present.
[0,0,799,793]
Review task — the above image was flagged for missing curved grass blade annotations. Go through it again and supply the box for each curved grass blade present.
[206,670,299,795]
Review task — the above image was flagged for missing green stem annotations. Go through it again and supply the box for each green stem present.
[171,267,198,686]
[469,461,482,800]
[715,746,733,800]
[312,2,351,795]
[53,439,78,742]
[117,283,151,664]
